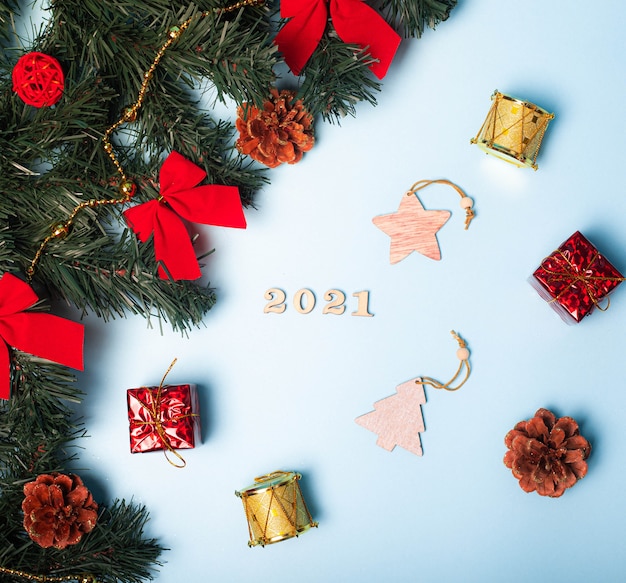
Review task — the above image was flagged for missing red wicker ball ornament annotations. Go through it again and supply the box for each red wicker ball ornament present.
[12,52,65,107]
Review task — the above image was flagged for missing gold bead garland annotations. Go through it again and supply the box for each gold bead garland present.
[0,566,96,582]
[27,0,265,280]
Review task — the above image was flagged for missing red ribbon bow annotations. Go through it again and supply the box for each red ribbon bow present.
[123,151,247,281]
[275,0,401,79]
[0,273,84,400]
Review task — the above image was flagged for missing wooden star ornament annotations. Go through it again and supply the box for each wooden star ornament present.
[372,179,475,264]
[373,194,450,263]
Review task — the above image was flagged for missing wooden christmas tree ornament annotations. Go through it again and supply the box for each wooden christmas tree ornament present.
[471,90,554,170]
[355,378,427,455]
[356,331,471,456]
[235,471,318,547]
[373,179,475,264]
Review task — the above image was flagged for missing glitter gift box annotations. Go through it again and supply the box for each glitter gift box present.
[127,383,200,457]
[530,231,623,324]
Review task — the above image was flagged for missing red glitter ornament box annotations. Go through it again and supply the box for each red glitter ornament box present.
[127,384,200,454]
[530,231,623,324]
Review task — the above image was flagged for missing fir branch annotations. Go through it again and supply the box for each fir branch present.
[45,501,164,583]
[0,353,164,583]
[35,228,217,334]
[298,33,381,123]
[0,1,19,49]
[0,71,117,182]
[379,0,457,38]
[112,74,267,205]
[0,356,82,481]
[0,0,270,332]
[0,499,164,583]
[177,5,278,107]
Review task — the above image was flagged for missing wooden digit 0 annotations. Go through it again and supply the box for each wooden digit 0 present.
[293,288,315,314]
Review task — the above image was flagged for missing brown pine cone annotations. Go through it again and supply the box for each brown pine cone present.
[235,89,314,168]
[22,472,98,549]
[504,408,591,497]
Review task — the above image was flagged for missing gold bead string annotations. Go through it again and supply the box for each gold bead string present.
[0,566,96,582]
[27,0,265,280]
[26,181,137,280]
[415,330,471,392]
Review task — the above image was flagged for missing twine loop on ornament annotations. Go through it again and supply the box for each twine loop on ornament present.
[415,330,471,392]
[408,179,475,230]
[134,358,198,468]
[541,250,625,313]
[0,565,96,582]
[26,0,265,280]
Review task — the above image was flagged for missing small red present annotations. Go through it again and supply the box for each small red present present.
[127,383,200,466]
[530,231,624,324]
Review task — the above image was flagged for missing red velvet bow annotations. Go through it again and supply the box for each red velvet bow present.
[0,273,84,400]
[275,0,401,79]
[123,151,247,281]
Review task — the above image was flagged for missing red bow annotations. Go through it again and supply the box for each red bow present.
[275,0,401,79]
[0,273,84,400]
[123,151,247,281]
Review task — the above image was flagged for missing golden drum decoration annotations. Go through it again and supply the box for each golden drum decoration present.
[471,90,554,170]
[235,471,318,547]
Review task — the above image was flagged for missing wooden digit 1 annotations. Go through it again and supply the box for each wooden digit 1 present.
[352,291,373,317]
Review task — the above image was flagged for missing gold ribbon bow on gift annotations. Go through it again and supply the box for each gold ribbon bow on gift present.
[134,359,198,468]
[541,250,625,312]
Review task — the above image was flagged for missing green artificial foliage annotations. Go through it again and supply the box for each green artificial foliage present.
[298,32,381,123]
[0,1,276,580]
[0,0,457,579]
[277,0,457,122]
[0,355,165,583]
[379,0,457,38]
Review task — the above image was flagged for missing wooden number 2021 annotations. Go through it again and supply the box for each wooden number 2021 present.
[264,289,373,317]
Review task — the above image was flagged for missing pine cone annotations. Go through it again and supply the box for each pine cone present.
[504,408,591,497]
[236,89,314,168]
[22,473,98,549]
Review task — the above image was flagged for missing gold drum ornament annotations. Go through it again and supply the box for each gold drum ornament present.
[235,471,318,547]
[471,91,554,170]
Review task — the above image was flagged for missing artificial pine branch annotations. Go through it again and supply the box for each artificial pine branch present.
[379,0,457,38]
[172,3,278,107]
[0,354,164,583]
[0,357,82,479]
[0,1,460,579]
[299,33,381,123]
[36,229,218,334]
[54,500,164,583]
[0,2,19,60]
[0,0,274,332]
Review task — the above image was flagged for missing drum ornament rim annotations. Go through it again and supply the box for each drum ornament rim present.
[492,90,554,118]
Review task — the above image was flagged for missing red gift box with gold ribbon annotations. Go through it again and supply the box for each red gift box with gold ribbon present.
[530,231,624,324]
[127,383,200,465]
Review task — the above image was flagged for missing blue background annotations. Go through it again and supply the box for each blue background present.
[22,1,626,581]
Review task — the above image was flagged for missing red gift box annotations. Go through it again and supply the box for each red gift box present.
[127,383,200,463]
[530,231,624,324]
